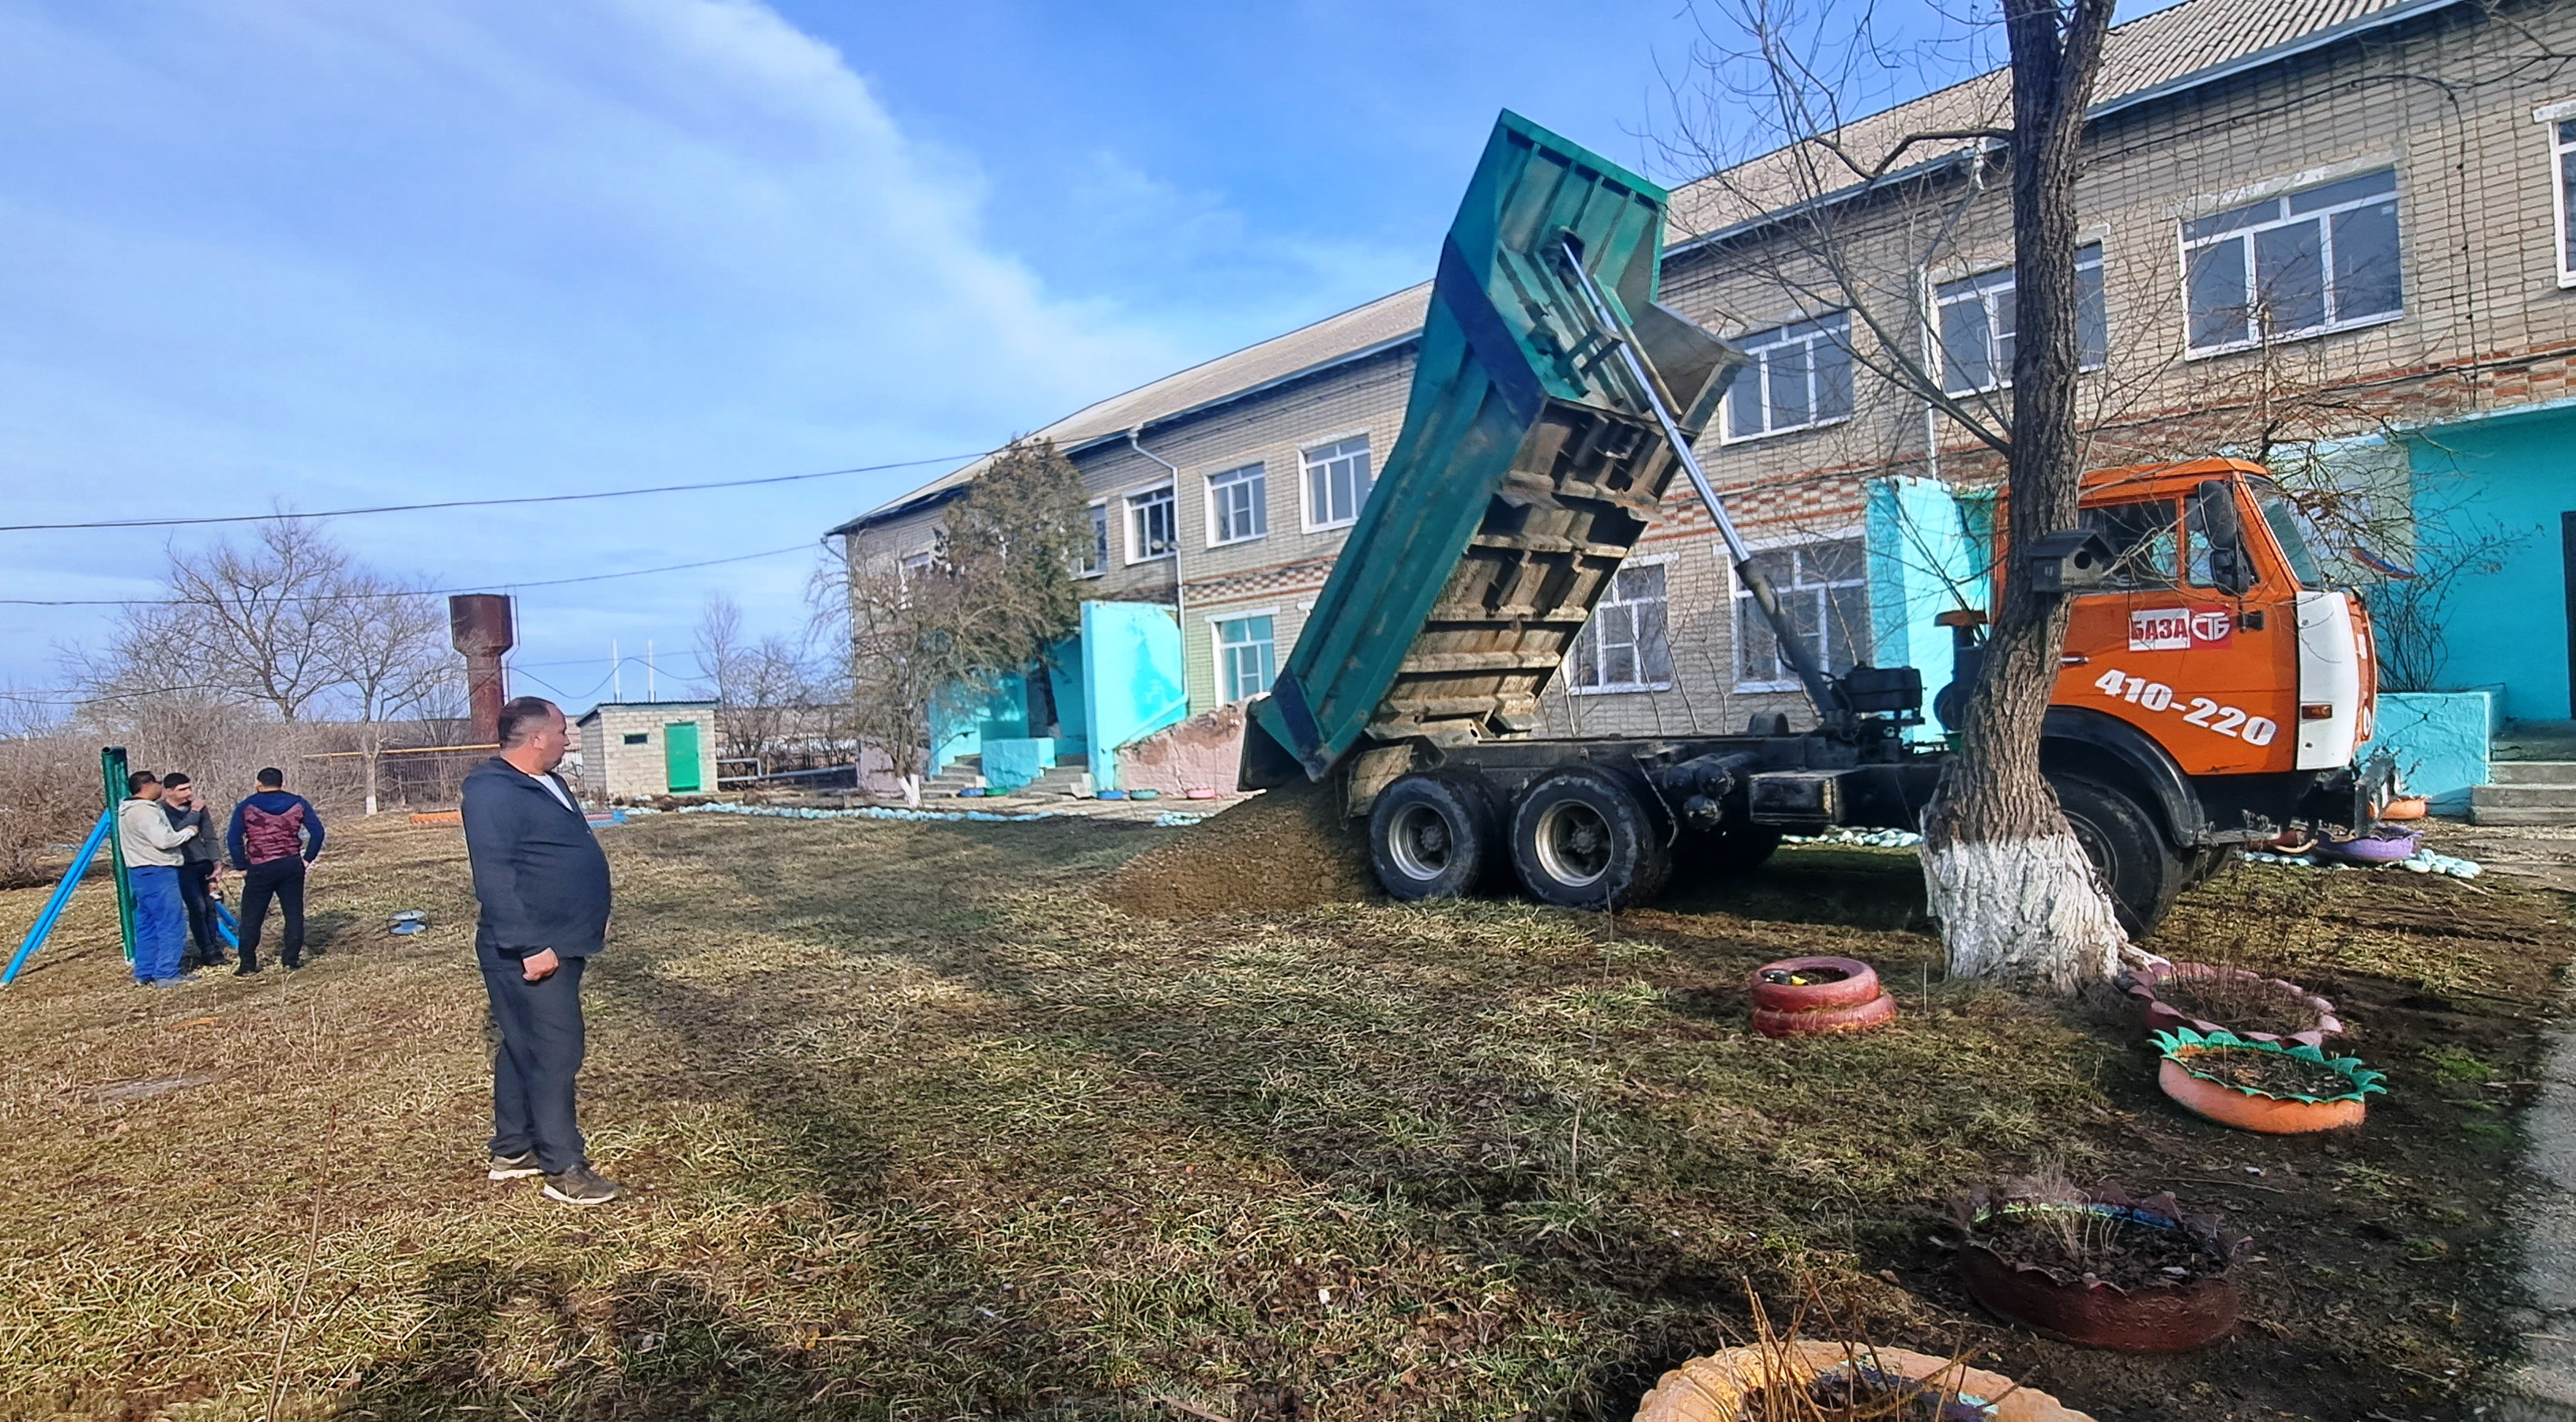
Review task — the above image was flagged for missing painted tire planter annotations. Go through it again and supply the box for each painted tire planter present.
[2376,795,2429,821]
[2123,961,2342,1048]
[1753,991,1900,1038]
[2154,1028,2386,1134]
[1953,1183,2246,1353]
[1634,1340,2094,1422]
[1751,956,1884,1013]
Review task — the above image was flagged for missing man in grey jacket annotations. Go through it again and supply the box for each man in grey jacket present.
[460,695,620,1207]
[160,774,228,972]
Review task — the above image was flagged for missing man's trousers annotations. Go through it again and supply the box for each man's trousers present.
[478,946,588,1175]
[129,865,186,984]
[237,859,306,970]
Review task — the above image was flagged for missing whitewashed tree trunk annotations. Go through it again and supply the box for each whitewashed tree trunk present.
[900,773,922,810]
[1923,835,2125,992]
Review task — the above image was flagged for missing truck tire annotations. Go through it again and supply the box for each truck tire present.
[2051,774,2183,939]
[1509,768,1671,909]
[1368,772,1500,901]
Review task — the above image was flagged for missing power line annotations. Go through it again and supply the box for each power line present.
[0,540,827,608]
[0,451,985,534]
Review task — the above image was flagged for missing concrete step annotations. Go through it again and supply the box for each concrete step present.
[2476,806,2576,826]
[2494,761,2576,786]
[2476,784,2576,810]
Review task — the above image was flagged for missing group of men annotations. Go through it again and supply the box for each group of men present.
[116,766,326,986]
[110,701,620,1209]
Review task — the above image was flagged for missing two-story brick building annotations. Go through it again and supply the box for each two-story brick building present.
[835,0,2576,801]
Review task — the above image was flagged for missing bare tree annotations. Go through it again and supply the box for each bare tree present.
[693,593,812,772]
[318,574,455,814]
[147,518,350,720]
[821,438,1088,805]
[1670,0,2129,989]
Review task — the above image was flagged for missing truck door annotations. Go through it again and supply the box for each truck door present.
[2055,494,2295,775]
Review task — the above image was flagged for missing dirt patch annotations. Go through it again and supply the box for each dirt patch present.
[2155,972,2326,1038]
[1097,776,1379,916]
[2174,1044,2360,1098]
[1969,1206,2225,1290]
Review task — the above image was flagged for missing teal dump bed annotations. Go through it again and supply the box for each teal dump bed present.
[1245,111,1742,784]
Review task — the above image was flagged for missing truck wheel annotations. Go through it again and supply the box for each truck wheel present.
[1368,773,1498,901]
[1509,768,1670,908]
[2051,775,2183,939]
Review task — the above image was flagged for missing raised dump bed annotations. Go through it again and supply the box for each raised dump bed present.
[1242,111,1741,785]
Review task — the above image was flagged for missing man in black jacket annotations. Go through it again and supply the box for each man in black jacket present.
[461,696,620,1206]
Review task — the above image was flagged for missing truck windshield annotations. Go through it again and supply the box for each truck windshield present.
[2247,479,2326,589]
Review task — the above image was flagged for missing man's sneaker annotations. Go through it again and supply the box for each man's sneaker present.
[487,1150,544,1181]
[233,963,261,976]
[541,1163,622,1207]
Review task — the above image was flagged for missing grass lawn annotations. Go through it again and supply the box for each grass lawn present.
[0,810,2566,1420]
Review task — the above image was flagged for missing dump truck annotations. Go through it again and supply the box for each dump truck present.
[1237,112,2378,935]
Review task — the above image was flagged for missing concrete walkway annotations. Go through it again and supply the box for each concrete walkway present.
[2480,840,2576,1420]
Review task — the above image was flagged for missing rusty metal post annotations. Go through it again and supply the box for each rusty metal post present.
[448,594,516,746]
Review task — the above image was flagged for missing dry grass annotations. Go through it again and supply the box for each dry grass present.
[0,818,2562,1420]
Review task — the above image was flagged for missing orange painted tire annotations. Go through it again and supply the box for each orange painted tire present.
[2158,1057,2367,1134]
[1634,1341,2095,1422]
[2376,796,2429,821]
[1753,992,1898,1039]
[1750,956,1883,1014]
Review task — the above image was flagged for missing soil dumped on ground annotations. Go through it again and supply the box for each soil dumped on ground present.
[1969,1207,2227,1288]
[1096,777,1380,917]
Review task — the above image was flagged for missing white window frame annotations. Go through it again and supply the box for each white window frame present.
[1124,483,1177,565]
[2179,167,2404,358]
[1720,314,1855,443]
[1729,533,1871,694]
[1075,498,1110,578]
[1567,553,1676,696]
[1933,244,2107,395]
[2541,102,2576,289]
[1205,462,1268,547]
[1208,607,1280,704]
[1300,433,1374,531]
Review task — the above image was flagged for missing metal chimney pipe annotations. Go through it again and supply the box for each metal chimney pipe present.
[448,594,517,745]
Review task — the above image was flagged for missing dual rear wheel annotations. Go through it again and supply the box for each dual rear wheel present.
[1369,767,1671,909]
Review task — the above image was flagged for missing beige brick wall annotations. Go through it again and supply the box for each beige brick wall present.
[577,704,717,800]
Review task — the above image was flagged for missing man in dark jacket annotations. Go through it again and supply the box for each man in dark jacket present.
[461,695,620,1207]
[225,768,325,972]
[160,774,228,972]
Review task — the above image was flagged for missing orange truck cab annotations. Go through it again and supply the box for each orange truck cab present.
[1964,457,2379,921]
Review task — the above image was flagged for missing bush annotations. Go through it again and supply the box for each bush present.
[0,736,102,890]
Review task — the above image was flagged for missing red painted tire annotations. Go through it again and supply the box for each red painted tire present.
[1749,957,1882,1014]
[1753,992,1898,1039]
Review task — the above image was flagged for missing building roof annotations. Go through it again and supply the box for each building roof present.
[832,0,2468,537]
[576,700,717,725]
[830,284,1430,534]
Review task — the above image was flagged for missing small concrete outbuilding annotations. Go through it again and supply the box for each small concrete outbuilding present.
[576,702,718,801]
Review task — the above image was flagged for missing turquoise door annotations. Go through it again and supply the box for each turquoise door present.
[664,721,702,792]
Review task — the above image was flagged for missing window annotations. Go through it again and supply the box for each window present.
[622,732,649,746]
[1724,314,1854,440]
[1207,463,1267,544]
[1125,485,1176,562]
[2183,167,2402,355]
[1075,502,1109,577]
[1733,539,1870,689]
[2250,480,2326,590]
[2550,115,2576,287]
[1569,562,1672,692]
[1936,246,2108,394]
[1215,615,1277,702]
[2079,500,2181,589]
[899,550,935,581]
[1303,437,1373,528]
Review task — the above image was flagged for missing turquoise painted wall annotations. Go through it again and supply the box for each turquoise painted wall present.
[931,674,1027,773]
[1045,637,1087,753]
[1079,600,1188,792]
[981,736,1062,791]
[2364,690,2492,814]
[2407,406,2574,721]
[1864,476,1984,741]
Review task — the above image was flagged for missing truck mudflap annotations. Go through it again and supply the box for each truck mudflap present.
[1245,111,1744,788]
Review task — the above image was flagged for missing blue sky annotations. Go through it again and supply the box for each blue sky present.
[0,0,2174,711]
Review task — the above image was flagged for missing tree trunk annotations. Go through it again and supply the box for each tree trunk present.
[363,740,382,817]
[1919,0,2130,994]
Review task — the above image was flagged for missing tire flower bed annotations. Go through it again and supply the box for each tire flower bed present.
[1951,1181,2246,1352]
[2123,961,2342,1048]
[1749,956,1898,1038]
[2153,1027,2387,1134]
[1634,1340,2093,1421]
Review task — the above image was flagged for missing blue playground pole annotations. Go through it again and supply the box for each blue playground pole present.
[214,898,239,950]
[2,811,115,988]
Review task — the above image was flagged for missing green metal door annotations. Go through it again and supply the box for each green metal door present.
[664,721,702,793]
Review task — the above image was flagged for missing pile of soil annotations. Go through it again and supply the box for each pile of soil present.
[1097,777,1380,917]
[2157,972,2322,1036]
[2178,1045,2356,1099]
[1970,1207,2224,1288]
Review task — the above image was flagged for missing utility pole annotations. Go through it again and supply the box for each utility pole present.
[646,641,657,702]
[612,639,623,701]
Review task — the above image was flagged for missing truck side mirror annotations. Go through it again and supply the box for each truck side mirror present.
[2019,528,2116,596]
[2190,480,2253,596]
